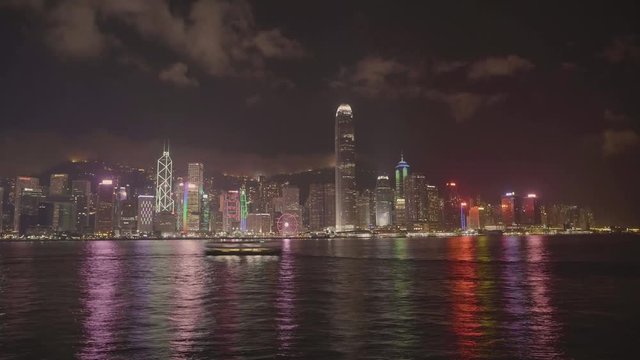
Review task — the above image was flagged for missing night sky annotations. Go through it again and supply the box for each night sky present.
[0,0,639,225]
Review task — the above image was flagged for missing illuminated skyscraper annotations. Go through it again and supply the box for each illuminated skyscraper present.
[49,174,69,196]
[155,142,174,213]
[394,154,410,226]
[240,186,248,232]
[501,192,522,227]
[374,176,393,227]
[137,195,154,234]
[13,176,39,233]
[71,180,92,234]
[521,193,541,226]
[426,185,442,230]
[307,183,335,231]
[220,190,240,233]
[95,179,115,234]
[0,186,3,233]
[443,182,461,231]
[335,104,357,231]
[187,163,204,232]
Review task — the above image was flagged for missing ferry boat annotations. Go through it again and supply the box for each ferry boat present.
[204,239,282,256]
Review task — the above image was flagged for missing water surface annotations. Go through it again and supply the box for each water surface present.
[1,235,639,359]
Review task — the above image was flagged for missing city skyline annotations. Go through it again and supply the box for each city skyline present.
[0,1,638,226]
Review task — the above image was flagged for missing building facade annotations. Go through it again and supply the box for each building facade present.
[335,104,357,231]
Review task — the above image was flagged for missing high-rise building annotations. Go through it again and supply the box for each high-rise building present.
[247,213,272,234]
[187,163,204,232]
[443,182,461,231]
[155,142,174,213]
[407,173,428,228]
[501,192,522,227]
[521,193,542,226]
[426,185,442,230]
[71,180,92,234]
[0,186,4,233]
[240,187,248,232]
[137,195,154,234]
[220,190,240,233]
[13,176,40,233]
[356,189,374,229]
[49,174,69,196]
[200,193,211,233]
[335,104,357,231]
[394,155,410,226]
[375,176,393,227]
[95,179,115,234]
[17,185,46,235]
[307,183,336,231]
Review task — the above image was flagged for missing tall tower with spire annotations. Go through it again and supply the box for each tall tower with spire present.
[335,104,357,231]
[155,141,174,213]
[394,152,410,227]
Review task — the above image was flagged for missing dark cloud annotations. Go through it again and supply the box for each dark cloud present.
[601,35,640,64]
[467,55,535,80]
[6,0,305,79]
[426,91,505,123]
[158,62,199,87]
[602,129,639,156]
[0,130,333,176]
[331,57,423,97]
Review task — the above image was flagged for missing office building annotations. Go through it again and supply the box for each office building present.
[13,176,40,233]
[220,190,240,233]
[307,183,336,231]
[95,179,115,234]
[521,193,542,226]
[49,174,69,196]
[356,189,374,229]
[426,185,442,230]
[375,176,393,227]
[247,213,272,234]
[394,154,410,226]
[501,192,522,227]
[335,104,357,231]
[137,195,154,234]
[443,182,461,231]
[155,142,174,213]
[187,163,204,232]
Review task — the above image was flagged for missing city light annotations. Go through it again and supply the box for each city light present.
[527,193,537,198]
[100,180,113,185]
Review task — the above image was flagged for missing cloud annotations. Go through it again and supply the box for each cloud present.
[245,94,262,106]
[432,60,467,74]
[426,91,505,123]
[6,0,305,79]
[602,129,639,156]
[468,55,535,80]
[46,0,109,58]
[332,56,423,97]
[601,36,640,64]
[158,62,199,87]
[604,109,630,124]
[0,130,333,176]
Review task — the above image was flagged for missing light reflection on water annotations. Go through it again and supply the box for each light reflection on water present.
[1,235,636,359]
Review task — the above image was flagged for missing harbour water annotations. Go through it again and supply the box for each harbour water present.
[1,235,639,359]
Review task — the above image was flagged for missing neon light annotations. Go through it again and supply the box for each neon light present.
[505,192,515,196]
[527,194,537,198]
[100,179,113,185]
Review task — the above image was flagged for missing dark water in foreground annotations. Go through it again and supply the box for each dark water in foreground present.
[1,235,639,359]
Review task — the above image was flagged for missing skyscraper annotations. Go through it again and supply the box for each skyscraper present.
[155,142,174,213]
[501,192,522,227]
[426,185,442,230]
[187,163,204,232]
[356,189,374,229]
[220,190,240,233]
[71,180,92,234]
[49,174,69,196]
[443,182,461,231]
[13,176,40,233]
[240,186,248,232]
[407,173,428,227]
[521,193,541,226]
[0,186,4,233]
[375,176,393,227]
[394,154,410,226]
[307,183,335,231]
[95,179,115,234]
[335,104,356,231]
[137,195,154,234]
